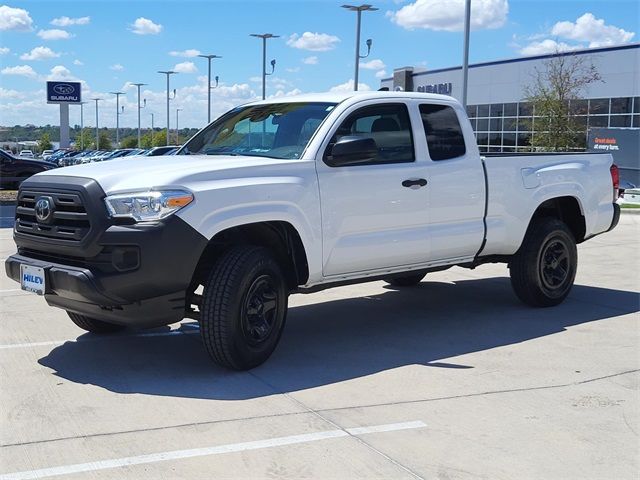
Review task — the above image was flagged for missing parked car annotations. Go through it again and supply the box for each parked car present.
[618,180,636,197]
[618,187,640,205]
[19,150,35,159]
[41,150,55,160]
[0,150,57,189]
[144,146,180,156]
[6,91,621,370]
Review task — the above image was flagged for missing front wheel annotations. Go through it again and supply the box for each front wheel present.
[509,218,577,307]
[200,246,288,370]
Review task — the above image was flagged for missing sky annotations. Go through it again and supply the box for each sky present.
[0,0,638,129]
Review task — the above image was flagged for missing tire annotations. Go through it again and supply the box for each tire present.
[200,246,288,370]
[384,272,426,287]
[67,312,126,333]
[509,218,577,307]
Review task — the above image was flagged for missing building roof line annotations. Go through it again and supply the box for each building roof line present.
[381,42,640,82]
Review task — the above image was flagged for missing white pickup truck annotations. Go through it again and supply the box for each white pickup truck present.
[6,92,620,370]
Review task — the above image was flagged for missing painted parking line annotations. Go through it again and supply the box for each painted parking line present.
[0,421,426,480]
[0,328,200,351]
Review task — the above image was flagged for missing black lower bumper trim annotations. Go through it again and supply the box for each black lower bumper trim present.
[608,203,621,232]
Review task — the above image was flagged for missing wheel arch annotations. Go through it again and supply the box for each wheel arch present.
[527,196,586,243]
[191,221,310,291]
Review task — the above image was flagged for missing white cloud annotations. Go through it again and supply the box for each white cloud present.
[302,55,318,65]
[73,59,83,66]
[169,49,201,58]
[130,17,162,35]
[173,61,198,74]
[47,65,75,81]
[551,13,635,48]
[110,63,124,71]
[286,66,301,73]
[51,16,90,27]
[388,0,508,32]
[1,65,37,78]
[0,46,9,55]
[37,29,72,40]
[0,5,33,31]
[20,46,60,61]
[360,59,386,70]
[375,70,388,79]
[0,87,24,99]
[329,79,372,92]
[519,39,582,56]
[287,32,340,51]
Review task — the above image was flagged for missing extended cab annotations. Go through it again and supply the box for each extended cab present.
[5,92,620,369]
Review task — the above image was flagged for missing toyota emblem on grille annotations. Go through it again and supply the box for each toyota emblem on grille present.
[35,198,52,223]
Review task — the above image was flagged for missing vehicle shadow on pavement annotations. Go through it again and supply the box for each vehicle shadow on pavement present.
[38,277,640,400]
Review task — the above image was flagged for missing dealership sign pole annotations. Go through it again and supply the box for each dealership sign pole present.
[47,81,82,149]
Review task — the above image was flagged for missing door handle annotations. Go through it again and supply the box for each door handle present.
[402,178,428,188]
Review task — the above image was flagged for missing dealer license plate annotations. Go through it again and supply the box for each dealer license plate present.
[20,264,45,295]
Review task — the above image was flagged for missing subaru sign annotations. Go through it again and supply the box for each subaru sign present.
[47,81,82,104]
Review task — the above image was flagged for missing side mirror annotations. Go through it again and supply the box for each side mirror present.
[326,136,377,167]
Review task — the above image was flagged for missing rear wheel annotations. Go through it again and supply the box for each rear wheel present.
[200,246,288,370]
[67,312,125,333]
[509,218,577,307]
[384,272,426,287]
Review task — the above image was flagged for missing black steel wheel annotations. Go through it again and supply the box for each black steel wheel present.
[200,246,288,370]
[510,218,577,307]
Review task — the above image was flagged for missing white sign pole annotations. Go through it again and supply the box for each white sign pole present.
[59,103,70,148]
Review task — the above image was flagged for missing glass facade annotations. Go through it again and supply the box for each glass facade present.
[466,96,640,153]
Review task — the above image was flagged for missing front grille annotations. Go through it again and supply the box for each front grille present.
[15,189,91,242]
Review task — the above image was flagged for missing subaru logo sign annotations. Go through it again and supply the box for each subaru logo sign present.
[47,81,82,104]
[53,83,75,95]
[35,197,53,223]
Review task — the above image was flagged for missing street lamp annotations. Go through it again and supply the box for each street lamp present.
[341,4,378,91]
[91,98,101,149]
[158,71,177,145]
[150,112,154,132]
[79,101,87,150]
[198,54,222,123]
[109,91,125,147]
[176,108,183,144]
[131,83,147,148]
[250,33,279,100]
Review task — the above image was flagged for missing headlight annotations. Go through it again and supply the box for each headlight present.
[104,189,194,222]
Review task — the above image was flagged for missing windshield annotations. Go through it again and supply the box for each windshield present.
[181,102,336,160]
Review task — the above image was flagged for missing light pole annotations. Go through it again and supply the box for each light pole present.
[158,71,177,145]
[341,4,378,91]
[79,101,87,150]
[176,108,183,144]
[132,83,147,148]
[198,54,222,123]
[461,0,471,109]
[250,33,279,100]
[91,98,101,149]
[109,91,125,147]
[150,112,154,133]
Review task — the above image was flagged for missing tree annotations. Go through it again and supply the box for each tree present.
[74,129,94,150]
[120,136,138,148]
[38,132,53,153]
[524,51,602,151]
[92,131,112,150]
[152,129,168,147]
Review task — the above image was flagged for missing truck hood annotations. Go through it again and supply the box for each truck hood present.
[35,154,300,194]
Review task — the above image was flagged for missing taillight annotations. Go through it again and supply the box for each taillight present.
[610,164,619,200]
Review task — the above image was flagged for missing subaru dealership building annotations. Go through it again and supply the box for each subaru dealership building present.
[380,43,639,155]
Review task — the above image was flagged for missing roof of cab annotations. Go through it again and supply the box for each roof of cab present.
[245,91,461,106]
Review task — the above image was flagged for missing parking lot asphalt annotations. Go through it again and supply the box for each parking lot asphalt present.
[0,215,638,480]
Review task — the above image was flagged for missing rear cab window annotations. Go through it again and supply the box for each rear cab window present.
[419,104,467,161]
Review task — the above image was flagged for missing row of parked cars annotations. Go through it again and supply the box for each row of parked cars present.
[1,145,180,189]
[49,146,180,166]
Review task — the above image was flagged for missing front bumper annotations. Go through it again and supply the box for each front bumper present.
[6,176,208,327]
